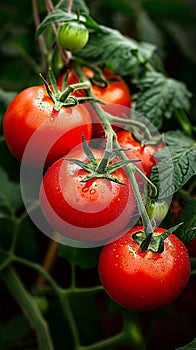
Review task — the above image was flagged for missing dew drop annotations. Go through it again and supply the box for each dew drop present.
[90,189,96,194]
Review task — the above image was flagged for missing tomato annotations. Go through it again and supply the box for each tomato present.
[116,131,163,177]
[58,21,89,52]
[146,199,169,224]
[3,85,92,168]
[98,226,190,311]
[39,148,136,243]
[57,67,131,137]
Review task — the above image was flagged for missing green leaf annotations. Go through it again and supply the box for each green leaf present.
[175,198,196,244]
[75,25,155,75]
[135,72,192,129]
[0,167,23,216]
[176,338,196,350]
[0,315,31,343]
[57,0,89,15]
[36,10,77,37]
[150,131,196,197]
[36,9,99,38]
[59,245,100,269]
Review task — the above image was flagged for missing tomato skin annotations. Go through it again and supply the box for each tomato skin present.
[39,148,136,242]
[57,68,131,137]
[98,226,190,311]
[3,85,92,168]
[58,21,89,52]
[117,131,163,177]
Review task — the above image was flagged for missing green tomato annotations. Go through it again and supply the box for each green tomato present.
[58,21,89,52]
[146,199,169,223]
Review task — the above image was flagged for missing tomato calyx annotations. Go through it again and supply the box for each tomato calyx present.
[133,223,184,253]
[39,68,105,111]
[64,134,140,184]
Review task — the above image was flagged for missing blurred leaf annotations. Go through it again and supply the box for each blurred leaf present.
[0,141,20,182]
[175,198,196,244]
[141,0,192,21]
[163,21,196,65]
[0,167,23,216]
[59,245,100,269]
[0,315,31,345]
[136,72,192,128]
[151,131,196,198]
[57,0,89,14]
[176,338,196,349]
[75,25,155,76]
[15,215,39,261]
[136,9,164,47]
[0,87,16,109]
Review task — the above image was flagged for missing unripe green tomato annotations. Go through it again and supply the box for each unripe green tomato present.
[146,199,169,223]
[58,21,89,52]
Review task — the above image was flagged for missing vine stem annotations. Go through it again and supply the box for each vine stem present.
[1,266,54,350]
[32,0,48,73]
[14,255,81,348]
[73,62,154,236]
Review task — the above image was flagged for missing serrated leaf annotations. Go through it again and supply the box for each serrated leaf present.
[176,338,196,350]
[0,167,23,216]
[175,198,196,244]
[75,25,155,75]
[135,72,191,128]
[151,131,196,197]
[59,245,100,269]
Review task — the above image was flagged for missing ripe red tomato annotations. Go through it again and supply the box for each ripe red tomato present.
[117,131,163,177]
[39,148,136,243]
[98,226,190,311]
[3,85,92,168]
[57,67,131,137]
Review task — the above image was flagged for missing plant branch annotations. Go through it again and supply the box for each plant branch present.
[73,62,154,236]
[1,266,54,350]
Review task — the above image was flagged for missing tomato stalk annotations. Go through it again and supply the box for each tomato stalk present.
[73,62,155,241]
[39,69,104,112]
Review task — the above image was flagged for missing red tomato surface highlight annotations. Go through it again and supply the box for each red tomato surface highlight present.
[3,85,92,168]
[39,148,137,243]
[57,67,131,137]
[98,226,190,311]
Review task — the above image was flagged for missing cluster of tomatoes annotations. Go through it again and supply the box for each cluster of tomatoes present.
[3,66,191,311]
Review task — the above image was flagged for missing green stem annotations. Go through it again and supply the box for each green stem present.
[1,266,54,350]
[76,332,125,350]
[174,109,194,138]
[72,62,154,236]
[14,255,81,348]
[116,143,153,235]
[96,131,114,173]
[59,81,91,102]
[124,311,146,350]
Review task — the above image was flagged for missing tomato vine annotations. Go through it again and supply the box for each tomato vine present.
[0,0,196,349]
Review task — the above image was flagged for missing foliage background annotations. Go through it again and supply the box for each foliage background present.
[0,1,195,350]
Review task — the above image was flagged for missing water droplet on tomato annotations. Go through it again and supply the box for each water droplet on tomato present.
[82,187,89,193]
